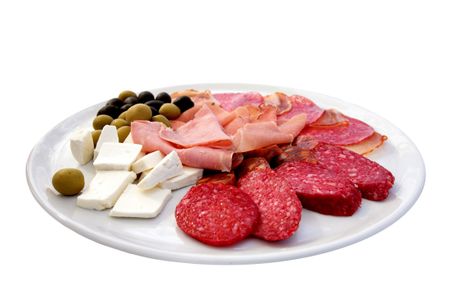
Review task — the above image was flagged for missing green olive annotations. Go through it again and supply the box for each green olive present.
[91,130,101,147]
[118,126,131,142]
[52,168,85,196]
[118,90,137,101]
[111,118,130,129]
[159,103,181,120]
[118,111,127,120]
[151,114,171,127]
[126,103,152,122]
[93,114,113,130]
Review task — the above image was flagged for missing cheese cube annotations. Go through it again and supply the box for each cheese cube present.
[160,167,203,190]
[110,184,172,218]
[94,125,118,159]
[93,142,142,171]
[77,171,136,210]
[123,133,134,143]
[132,151,164,174]
[70,128,94,165]
[137,151,182,190]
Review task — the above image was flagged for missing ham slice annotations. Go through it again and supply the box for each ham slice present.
[131,121,175,154]
[170,89,215,103]
[263,92,292,114]
[233,121,294,153]
[176,147,234,172]
[309,109,349,128]
[213,92,264,111]
[343,132,387,155]
[160,105,232,149]
[300,116,374,145]
[176,102,233,126]
[277,95,324,125]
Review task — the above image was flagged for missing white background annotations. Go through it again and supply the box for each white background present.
[1,0,449,299]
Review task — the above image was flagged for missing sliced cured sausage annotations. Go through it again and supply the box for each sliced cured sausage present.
[175,183,259,246]
[276,161,362,216]
[277,95,324,125]
[237,158,302,241]
[197,172,236,186]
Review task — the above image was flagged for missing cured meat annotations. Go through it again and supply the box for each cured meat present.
[175,183,259,246]
[343,132,387,155]
[176,102,233,126]
[213,92,264,111]
[176,147,234,172]
[131,121,176,154]
[277,139,395,200]
[131,121,234,171]
[237,158,302,241]
[233,121,294,153]
[244,145,283,162]
[309,109,349,128]
[263,92,292,114]
[160,105,232,149]
[197,172,236,186]
[278,113,307,138]
[300,116,374,145]
[311,143,395,200]
[275,161,362,216]
[277,95,324,125]
[170,89,215,103]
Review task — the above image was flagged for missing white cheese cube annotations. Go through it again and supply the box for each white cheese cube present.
[110,184,172,218]
[160,167,203,190]
[132,151,164,174]
[93,142,142,171]
[123,133,134,144]
[94,125,118,159]
[76,171,136,210]
[70,128,94,165]
[137,151,183,190]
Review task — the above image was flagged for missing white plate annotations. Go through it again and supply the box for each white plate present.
[26,83,425,264]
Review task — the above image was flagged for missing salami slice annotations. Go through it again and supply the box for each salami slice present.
[300,116,374,145]
[197,172,236,186]
[311,143,395,200]
[277,95,324,125]
[237,158,302,241]
[175,183,259,246]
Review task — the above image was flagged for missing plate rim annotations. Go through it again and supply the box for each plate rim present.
[26,83,426,264]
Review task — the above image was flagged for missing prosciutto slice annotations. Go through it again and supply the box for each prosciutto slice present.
[277,95,324,125]
[343,132,387,155]
[160,105,232,149]
[213,92,264,111]
[309,109,349,128]
[131,121,175,154]
[263,92,292,114]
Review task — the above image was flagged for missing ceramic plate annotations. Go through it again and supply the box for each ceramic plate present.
[26,83,425,264]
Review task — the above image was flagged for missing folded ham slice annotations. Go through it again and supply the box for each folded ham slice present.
[160,105,232,149]
[263,92,292,114]
[213,92,264,112]
[131,121,234,171]
[233,121,294,153]
[277,95,324,125]
[309,109,349,128]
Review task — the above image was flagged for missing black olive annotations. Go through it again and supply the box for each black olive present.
[150,106,158,116]
[120,103,133,112]
[173,96,194,112]
[138,91,154,103]
[106,97,123,107]
[123,96,139,105]
[97,105,120,118]
[145,100,165,110]
[155,92,171,103]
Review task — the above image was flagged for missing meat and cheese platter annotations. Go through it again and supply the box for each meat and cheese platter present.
[26,83,425,264]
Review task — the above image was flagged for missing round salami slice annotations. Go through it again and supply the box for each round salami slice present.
[300,116,374,145]
[175,183,259,247]
[237,163,302,241]
[276,161,362,216]
[277,95,324,125]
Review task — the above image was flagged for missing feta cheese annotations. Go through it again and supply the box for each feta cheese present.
[70,128,94,165]
[160,167,203,190]
[110,184,172,218]
[76,171,136,210]
[93,142,142,171]
[94,125,118,159]
[137,151,182,190]
[123,133,134,144]
[132,151,164,174]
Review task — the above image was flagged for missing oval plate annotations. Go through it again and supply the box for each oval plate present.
[26,83,425,264]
